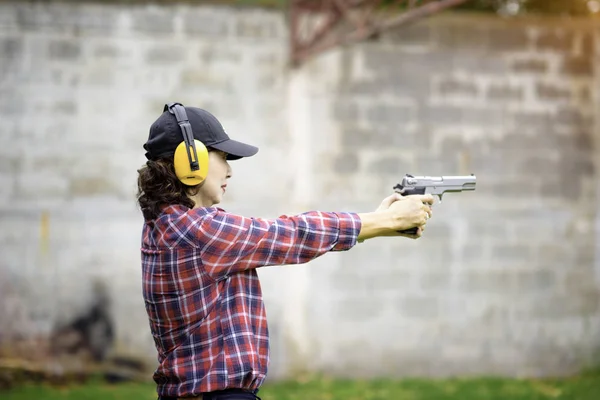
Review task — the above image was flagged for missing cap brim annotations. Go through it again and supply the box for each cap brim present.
[211,139,259,161]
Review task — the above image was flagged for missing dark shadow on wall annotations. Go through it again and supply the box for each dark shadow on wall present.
[50,280,114,363]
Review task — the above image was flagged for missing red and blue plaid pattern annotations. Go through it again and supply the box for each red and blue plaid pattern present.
[141,205,361,397]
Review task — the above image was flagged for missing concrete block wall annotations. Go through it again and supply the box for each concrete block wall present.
[0,0,293,372]
[0,1,598,380]
[301,14,600,378]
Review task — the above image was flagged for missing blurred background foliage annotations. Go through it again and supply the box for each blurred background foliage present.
[452,0,597,16]
[87,0,599,16]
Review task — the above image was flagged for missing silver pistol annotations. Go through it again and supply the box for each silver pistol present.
[393,174,477,235]
[393,174,477,202]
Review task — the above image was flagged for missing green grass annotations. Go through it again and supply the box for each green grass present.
[2,370,600,400]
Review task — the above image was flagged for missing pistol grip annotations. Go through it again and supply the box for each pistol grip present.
[399,227,419,235]
[396,186,426,235]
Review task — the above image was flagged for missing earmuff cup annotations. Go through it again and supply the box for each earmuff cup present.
[174,139,209,186]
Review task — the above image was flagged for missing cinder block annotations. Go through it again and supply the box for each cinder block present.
[332,101,360,123]
[511,58,549,74]
[365,104,414,126]
[74,7,119,36]
[561,55,593,76]
[180,69,212,87]
[536,82,572,101]
[513,269,556,292]
[334,297,386,321]
[48,40,80,60]
[491,244,534,264]
[461,242,488,263]
[391,74,431,100]
[340,126,370,149]
[417,272,451,291]
[363,48,449,76]
[418,105,463,126]
[0,4,17,29]
[0,37,22,59]
[518,156,560,175]
[440,136,470,154]
[337,270,414,294]
[0,96,23,115]
[337,79,377,97]
[372,270,415,292]
[131,9,174,34]
[340,125,409,150]
[199,47,244,64]
[487,27,530,51]
[457,270,513,293]
[579,86,592,103]
[367,156,410,176]
[414,155,459,175]
[521,293,599,319]
[144,45,185,65]
[554,107,591,127]
[362,47,404,73]
[437,77,479,97]
[0,176,15,203]
[235,19,278,39]
[535,29,575,53]
[68,177,120,198]
[511,110,552,129]
[538,179,579,199]
[183,12,229,37]
[52,101,77,115]
[440,344,484,364]
[453,51,509,74]
[469,152,513,176]
[383,23,431,46]
[492,179,540,198]
[15,172,68,200]
[561,149,594,174]
[395,296,439,318]
[93,44,125,59]
[433,25,489,50]
[0,152,19,174]
[487,83,524,101]
[333,153,360,174]
[580,32,594,56]
[563,269,598,294]
[420,222,451,239]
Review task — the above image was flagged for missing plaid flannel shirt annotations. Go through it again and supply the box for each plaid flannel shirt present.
[141,204,362,397]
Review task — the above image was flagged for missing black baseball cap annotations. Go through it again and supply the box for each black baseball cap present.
[144,104,259,161]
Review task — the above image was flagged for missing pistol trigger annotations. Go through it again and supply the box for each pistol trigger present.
[438,194,443,203]
[393,186,405,195]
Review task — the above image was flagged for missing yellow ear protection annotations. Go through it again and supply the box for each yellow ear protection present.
[165,103,209,186]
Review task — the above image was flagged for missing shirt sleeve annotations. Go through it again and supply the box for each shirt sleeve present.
[186,208,362,280]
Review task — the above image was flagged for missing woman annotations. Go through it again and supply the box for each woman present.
[137,103,433,400]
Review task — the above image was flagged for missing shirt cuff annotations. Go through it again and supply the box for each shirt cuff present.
[332,212,362,251]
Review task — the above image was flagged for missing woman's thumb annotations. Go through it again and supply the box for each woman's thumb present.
[378,193,403,210]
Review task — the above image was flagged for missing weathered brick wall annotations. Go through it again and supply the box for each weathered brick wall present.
[0,1,598,380]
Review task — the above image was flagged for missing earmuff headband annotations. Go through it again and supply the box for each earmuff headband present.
[165,103,199,172]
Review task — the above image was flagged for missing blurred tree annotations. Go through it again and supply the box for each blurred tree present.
[376,0,596,16]
[89,0,600,15]
[453,0,595,15]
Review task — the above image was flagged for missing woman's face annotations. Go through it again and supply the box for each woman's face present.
[194,150,232,207]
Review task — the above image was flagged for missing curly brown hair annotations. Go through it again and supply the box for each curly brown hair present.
[136,157,203,221]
